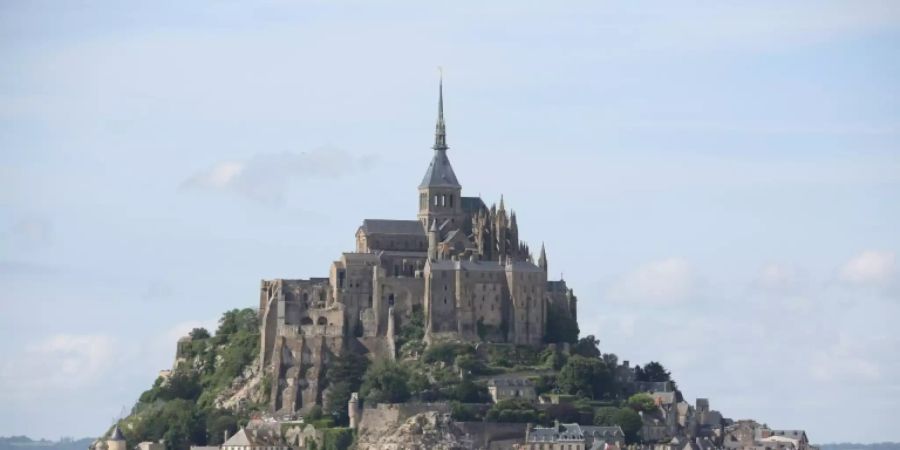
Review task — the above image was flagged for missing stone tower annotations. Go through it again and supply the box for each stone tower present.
[106,424,126,450]
[417,76,463,228]
[348,392,361,430]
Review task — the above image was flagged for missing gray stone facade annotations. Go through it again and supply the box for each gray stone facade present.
[257,79,578,415]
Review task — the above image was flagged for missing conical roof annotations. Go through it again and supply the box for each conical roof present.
[108,424,125,441]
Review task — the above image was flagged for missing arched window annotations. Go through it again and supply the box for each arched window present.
[317,317,327,325]
[434,195,439,206]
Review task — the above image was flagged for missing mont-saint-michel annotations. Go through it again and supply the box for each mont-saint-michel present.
[78,80,819,450]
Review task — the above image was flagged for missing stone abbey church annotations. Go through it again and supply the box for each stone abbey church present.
[258,80,579,415]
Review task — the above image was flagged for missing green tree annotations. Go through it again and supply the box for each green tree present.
[189,328,211,340]
[593,406,619,425]
[360,359,410,404]
[307,405,324,421]
[324,382,352,425]
[215,308,257,337]
[612,408,643,444]
[451,379,490,403]
[485,399,543,423]
[627,393,657,413]
[329,352,370,390]
[557,356,612,399]
[637,361,671,382]
[205,409,238,445]
[572,335,601,358]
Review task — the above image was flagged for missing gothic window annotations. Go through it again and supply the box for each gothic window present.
[434,195,439,206]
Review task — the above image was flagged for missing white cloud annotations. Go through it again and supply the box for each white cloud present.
[181,148,378,204]
[185,161,245,189]
[0,334,117,395]
[810,332,882,383]
[755,263,799,292]
[606,258,697,305]
[838,250,896,286]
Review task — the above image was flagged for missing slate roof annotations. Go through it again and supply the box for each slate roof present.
[108,424,125,441]
[360,219,425,236]
[223,428,254,447]
[528,423,585,442]
[461,196,487,214]
[581,425,625,439]
[419,149,461,189]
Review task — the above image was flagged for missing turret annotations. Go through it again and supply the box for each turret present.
[348,392,361,430]
[538,243,548,275]
[105,424,126,450]
[427,219,439,261]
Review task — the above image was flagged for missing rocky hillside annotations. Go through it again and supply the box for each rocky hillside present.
[106,309,264,450]
[356,412,467,450]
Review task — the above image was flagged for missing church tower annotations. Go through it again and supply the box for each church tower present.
[418,76,463,228]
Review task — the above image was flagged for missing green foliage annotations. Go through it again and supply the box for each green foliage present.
[125,308,259,450]
[328,352,370,390]
[613,408,643,443]
[572,335,601,358]
[321,428,354,450]
[593,406,642,443]
[324,382,353,425]
[485,345,542,369]
[360,359,410,404]
[539,346,568,370]
[544,307,579,343]
[395,308,424,350]
[627,393,657,413]
[450,401,483,421]
[532,374,558,395]
[485,399,545,423]
[204,409,239,445]
[454,353,486,374]
[423,342,474,365]
[557,356,613,399]
[593,406,619,425]
[636,361,672,382]
[307,405,324,421]
[451,379,491,403]
[215,308,258,338]
[189,328,210,340]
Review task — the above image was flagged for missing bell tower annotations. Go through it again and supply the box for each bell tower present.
[418,74,463,228]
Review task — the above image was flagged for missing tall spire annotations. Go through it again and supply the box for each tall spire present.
[433,70,448,151]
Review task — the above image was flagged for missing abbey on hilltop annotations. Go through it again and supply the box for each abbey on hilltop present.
[257,79,578,415]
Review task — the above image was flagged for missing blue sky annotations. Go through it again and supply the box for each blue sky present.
[1,0,899,442]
